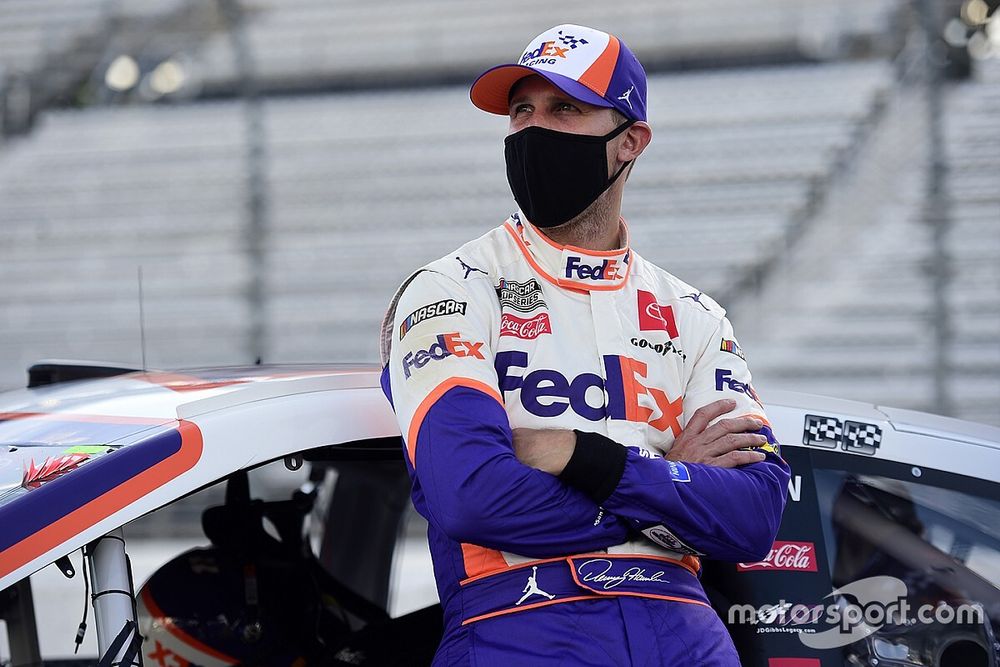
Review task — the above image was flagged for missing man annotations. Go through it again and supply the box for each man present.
[379,24,790,666]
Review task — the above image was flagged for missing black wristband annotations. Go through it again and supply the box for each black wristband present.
[559,431,627,504]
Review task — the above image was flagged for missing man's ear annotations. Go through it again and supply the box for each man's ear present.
[618,121,652,162]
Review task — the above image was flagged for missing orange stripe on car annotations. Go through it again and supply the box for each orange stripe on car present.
[0,420,203,581]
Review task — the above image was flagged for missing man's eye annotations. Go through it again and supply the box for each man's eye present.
[512,104,531,115]
[556,102,577,112]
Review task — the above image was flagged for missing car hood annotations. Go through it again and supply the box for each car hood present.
[0,365,397,592]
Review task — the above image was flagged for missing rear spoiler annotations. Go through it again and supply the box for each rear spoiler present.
[27,360,142,388]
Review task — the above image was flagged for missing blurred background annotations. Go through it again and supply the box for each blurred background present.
[0,1,998,420]
[0,0,998,658]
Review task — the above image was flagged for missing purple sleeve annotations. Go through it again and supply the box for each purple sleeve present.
[561,430,790,562]
[383,368,629,559]
[609,449,789,561]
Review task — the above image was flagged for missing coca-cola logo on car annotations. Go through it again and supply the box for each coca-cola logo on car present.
[737,541,817,572]
[500,312,552,340]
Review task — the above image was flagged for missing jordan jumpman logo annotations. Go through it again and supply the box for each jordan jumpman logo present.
[617,85,635,110]
[456,256,488,280]
[516,566,555,605]
[681,292,710,311]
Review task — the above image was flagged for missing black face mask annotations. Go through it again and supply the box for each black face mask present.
[504,121,634,228]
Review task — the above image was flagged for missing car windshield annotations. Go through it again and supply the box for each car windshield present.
[814,465,1000,666]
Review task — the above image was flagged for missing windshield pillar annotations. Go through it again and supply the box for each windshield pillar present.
[88,528,141,665]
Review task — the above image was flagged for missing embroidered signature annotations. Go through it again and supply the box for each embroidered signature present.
[576,558,668,590]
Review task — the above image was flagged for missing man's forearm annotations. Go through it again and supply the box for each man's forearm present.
[410,385,630,558]
[514,426,789,561]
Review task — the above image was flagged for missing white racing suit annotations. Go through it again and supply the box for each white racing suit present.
[379,213,790,665]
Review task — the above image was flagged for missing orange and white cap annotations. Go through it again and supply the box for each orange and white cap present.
[470,24,647,121]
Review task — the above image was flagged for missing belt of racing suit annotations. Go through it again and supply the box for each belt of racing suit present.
[458,553,710,626]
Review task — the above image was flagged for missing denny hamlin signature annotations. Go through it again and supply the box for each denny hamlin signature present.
[577,559,669,590]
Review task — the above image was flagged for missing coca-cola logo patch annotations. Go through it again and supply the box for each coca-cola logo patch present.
[500,312,552,340]
[737,541,818,572]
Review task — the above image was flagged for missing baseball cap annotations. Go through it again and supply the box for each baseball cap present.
[470,24,647,122]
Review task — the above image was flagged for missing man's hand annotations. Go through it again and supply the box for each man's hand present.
[512,428,576,475]
[667,399,769,468]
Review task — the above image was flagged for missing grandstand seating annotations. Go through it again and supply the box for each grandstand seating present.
[0,62,891,391]
[0,0,904,114]
[0,0,107,76]
[736,57,1000,426]
[940,59,1000,425]
[188,0,903,91]
[0,0,197,81]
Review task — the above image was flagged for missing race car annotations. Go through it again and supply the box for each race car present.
[0,361,998,666]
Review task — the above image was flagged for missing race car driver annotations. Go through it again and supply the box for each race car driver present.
[379,24,791,665]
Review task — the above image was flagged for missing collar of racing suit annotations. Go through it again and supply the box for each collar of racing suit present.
[503,211,632,292]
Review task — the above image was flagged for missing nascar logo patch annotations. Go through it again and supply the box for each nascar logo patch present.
[399,299,467,339]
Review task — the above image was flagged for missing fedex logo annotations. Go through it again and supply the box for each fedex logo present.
[496,351,683,435]
[520,41,570,65]
[565,256,622,282]
[716,368,762,406]
[402,332,484,379]
[637,290,679,337]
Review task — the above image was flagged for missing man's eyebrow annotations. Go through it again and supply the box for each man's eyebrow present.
[508,90,547,106]
[508,93,579,108]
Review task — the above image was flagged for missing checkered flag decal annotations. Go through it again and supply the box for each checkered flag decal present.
[557,31,589,49]
[803,415,842,448]
[843,420,882,455]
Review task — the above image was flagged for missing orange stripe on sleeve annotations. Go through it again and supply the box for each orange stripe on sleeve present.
[405,377,503,468]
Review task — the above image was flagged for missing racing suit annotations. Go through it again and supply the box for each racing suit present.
[379,213,790,665]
